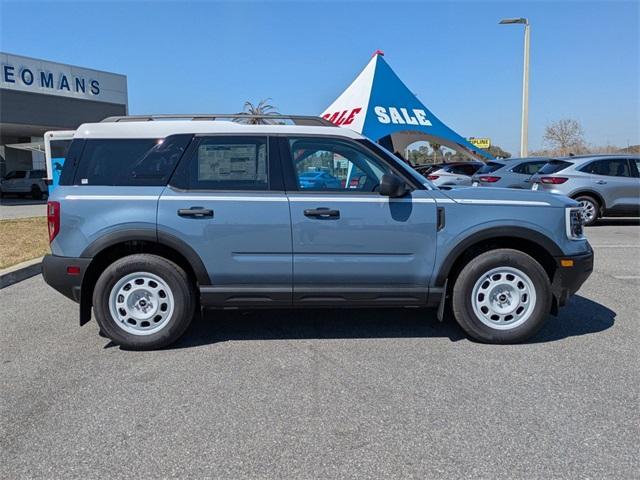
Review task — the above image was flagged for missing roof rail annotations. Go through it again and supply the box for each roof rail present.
[100,114,334,127]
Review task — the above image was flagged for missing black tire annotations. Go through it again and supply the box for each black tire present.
[573,195,600,226]
[30,185,43,200]
[93,254,196,350]
[451,248,552,344]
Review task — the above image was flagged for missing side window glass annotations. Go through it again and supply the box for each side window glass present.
[289,138,389,192]
[584,159,630,177]
[184,136,268,190]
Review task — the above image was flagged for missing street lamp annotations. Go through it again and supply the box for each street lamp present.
[500,17,530,157]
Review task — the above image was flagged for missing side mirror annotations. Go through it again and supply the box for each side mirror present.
[379,172,408,198]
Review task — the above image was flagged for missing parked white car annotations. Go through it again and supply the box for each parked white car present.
[0,169,48,199]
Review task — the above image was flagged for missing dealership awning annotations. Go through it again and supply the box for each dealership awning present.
[4,141,45,153]
[321,51,493,160]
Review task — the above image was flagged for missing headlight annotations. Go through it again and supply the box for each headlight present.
[566,207,584,240]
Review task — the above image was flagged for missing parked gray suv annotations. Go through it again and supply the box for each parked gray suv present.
[530,155,640,225]
[471,157,550,189]
[41,114,593,350]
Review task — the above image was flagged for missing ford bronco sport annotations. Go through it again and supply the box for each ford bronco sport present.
[42,114,593,349]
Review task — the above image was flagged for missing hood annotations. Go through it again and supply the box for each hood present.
[440,186,578,208]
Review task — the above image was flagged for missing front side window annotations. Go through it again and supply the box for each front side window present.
[289,137,389,192]
[580,159,631,177]
[180,136,268,190]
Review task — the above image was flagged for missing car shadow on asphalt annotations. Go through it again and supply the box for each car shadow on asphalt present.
[590,218,640,227]
[147,294,614,350]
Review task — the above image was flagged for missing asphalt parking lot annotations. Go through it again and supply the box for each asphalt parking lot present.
[1,221,639,479]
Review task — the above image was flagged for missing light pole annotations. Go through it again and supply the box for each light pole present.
[500,17,530,157]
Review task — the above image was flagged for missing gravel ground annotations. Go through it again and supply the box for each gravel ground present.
[1,222,639,479]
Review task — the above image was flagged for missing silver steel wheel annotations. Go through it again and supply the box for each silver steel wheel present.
[579,199,597,223]
[108,272,175,336]
[471,266,537,330]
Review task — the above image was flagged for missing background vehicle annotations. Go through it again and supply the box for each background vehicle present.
[425,161,483,187]
[298,171,342,189]
[471,157,550,189]
[42,114,592,350]
[530,155,640,225]
[413,163,435,176]
[0,169,48,199]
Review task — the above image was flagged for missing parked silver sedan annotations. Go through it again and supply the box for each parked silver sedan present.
[529,155,640,225]
[471,157,550,189]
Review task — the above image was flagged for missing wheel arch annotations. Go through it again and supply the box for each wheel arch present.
[434,227,562,289]
[570,190,605,210]
[79,230,209,325]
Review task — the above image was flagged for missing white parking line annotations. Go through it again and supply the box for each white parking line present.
[612,275,640,280]
[590,245,640,248]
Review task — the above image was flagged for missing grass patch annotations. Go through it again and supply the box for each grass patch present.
[0,217,50,269]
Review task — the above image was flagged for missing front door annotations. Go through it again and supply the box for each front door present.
[281,136,437,306]
[158,135,292,306]
[584,158,640,213]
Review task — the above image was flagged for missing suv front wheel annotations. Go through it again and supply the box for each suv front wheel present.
[93,254,196,350]
[451,249,552,344]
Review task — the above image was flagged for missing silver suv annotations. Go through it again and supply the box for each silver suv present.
[471,157,550,189]
[529,155,640,225]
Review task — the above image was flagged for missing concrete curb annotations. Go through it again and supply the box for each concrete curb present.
[0,257,43,289]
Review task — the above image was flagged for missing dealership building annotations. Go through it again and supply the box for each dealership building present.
[0,52,128,177]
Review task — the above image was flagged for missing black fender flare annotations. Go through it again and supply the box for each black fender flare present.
[80,228,210,285]
[434,226,563,286]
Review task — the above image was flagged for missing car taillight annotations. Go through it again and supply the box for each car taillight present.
[427,175,439,180]
[47,201,60,243]
[479,176,501,183]
[540,177,568,184]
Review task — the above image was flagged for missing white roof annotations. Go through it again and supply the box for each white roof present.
[73,120,364,140]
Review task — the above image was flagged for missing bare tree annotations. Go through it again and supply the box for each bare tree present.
[543,119,585,156]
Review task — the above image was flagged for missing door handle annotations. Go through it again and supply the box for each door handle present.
[596,180,607,185]
[304,207,340,219]
[177,207,214,218]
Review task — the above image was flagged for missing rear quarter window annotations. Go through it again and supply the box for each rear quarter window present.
[537,160,572,175]
[71,135,192,186]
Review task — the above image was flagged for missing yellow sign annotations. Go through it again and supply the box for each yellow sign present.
[468,137,491,149]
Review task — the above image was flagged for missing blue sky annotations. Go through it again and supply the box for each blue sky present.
[1,0,638,154]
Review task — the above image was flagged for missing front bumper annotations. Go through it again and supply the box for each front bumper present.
[41,254,92,303]
[552,246,594,307]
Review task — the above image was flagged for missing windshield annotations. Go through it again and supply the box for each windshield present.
[358,139,434,188]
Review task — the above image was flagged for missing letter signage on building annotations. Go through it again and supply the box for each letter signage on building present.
[468,138,491,149]
[0,52,127,105]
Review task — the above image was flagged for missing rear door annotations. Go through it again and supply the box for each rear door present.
[282,136,437,306]
[158,135,292,306]
[581,158,639,212]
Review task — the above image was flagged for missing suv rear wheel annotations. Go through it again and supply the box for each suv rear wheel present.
[93,254,196,350]
[31,185,43,200]
[451,249,552,344]
[574,195,599,226]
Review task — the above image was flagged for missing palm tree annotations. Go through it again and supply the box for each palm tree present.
[429,142,442,163]
[236,99,281,124]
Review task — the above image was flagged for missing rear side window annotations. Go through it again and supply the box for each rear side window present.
[580,159,631,177]
[476,162,504,174]
[537,160,572,175]
[31,170,46,178]
[72,135,191,186]
[174,136,268,190]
